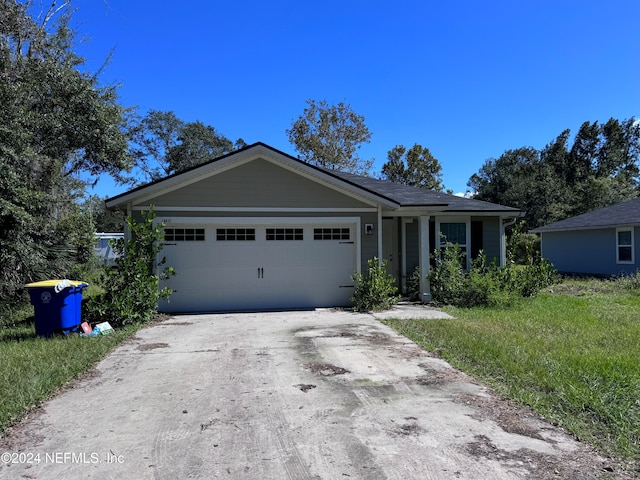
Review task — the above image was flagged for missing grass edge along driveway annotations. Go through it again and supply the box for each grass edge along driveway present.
[382,283,640,473]
[0,320,141,433]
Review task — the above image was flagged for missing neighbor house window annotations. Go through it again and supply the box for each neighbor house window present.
[216,228,255,241]
[616,228,634,264]
[266,228,303,241]
[165,228,205,242]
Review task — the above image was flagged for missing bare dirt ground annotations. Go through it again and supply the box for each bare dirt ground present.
[0,309,632,479]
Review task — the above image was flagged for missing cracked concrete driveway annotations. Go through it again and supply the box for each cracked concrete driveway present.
[0,309,615,479]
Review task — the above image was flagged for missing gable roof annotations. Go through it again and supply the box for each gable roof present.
[106,142,520,214]
[533,197,640,233]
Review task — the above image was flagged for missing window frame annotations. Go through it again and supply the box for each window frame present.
[435,217,471,270]
[313,227,351,241]
[216,228,256,241]
[164,227,205,242]
[265,227,304,241]
[616,227,635,264]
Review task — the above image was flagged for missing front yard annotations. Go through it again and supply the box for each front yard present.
[0,308,141,432]
[2,277,639,474]
[383,278,640,472]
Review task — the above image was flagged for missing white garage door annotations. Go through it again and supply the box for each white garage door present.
[157,219,358,312]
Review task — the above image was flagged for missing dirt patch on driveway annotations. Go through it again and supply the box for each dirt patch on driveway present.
[305,363,350,376]
[136,342,169,351]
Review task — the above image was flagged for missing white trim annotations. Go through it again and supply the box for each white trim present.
[133,206,377,213]
[418,216,431,302]
[154,216,360,226]
[501,217,518,267]
[383,207,448,216]
[616,227,635,264]
[401,218,410,293]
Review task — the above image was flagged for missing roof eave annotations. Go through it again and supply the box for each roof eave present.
[534,222,640,234]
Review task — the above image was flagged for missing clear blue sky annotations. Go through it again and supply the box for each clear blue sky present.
[71,0,639,197]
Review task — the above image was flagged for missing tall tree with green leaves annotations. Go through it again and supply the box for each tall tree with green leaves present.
[127,110,243,184]
[286,99,373,175]
[0,0,131,308]
[381,144,446,191]
[468,118,640,230]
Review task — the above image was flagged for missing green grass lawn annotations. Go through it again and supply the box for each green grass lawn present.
[382,279,640,467]
[0,312,140,432]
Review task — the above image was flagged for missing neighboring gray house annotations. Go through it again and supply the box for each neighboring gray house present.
[94,233,124,266]
[533,197,640,276]
[106,143,520,312]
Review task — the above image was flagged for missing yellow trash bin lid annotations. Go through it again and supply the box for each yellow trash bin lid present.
[25,280,88,288]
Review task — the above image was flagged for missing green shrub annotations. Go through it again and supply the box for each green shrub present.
[84,207,174,327]
[407,266,421,301]
[428,243,468,306]
[429,243,558,308]
[615,270,640,292]
[351,258,400,312]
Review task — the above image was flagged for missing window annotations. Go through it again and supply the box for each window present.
[617,228,634,264]
[440,223,467,245]
[314,228,350,240]
[266,228,303,241]
[165,228,205,242]
[438,221,469,269]
[216,228,255,241]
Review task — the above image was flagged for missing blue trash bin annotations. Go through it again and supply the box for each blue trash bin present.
[25,280,89,338]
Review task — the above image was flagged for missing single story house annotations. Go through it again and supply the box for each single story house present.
[532,197,640,276]
[106,143,521,312]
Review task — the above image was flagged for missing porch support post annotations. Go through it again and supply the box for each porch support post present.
[377,204,383,265]
[418,215,432,303]
[401,218,408,294]
[500,216,518,266]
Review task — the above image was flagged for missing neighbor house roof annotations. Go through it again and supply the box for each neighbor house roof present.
[533,197,640,233]
[106,142,520,214]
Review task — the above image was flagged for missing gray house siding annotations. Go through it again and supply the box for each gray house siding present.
[149,158,371,209]
[541,227,640,275]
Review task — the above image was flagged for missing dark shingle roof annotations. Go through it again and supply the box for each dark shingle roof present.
[533,197,640,232]
[327,169,520,212]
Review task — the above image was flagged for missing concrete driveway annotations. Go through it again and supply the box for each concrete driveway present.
[0,309,614,479]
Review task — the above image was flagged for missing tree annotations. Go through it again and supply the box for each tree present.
[381,144,445,191]
[83,195,125,232]
[468,118,640,230]
[167,121,234,174]
[286,99,373,175]
[468,147,565,229]
[0,0,131,309]
[127,110,241,184]
[127,110,184,182]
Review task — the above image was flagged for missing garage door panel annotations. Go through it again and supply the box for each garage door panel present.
[159,221,357,312]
